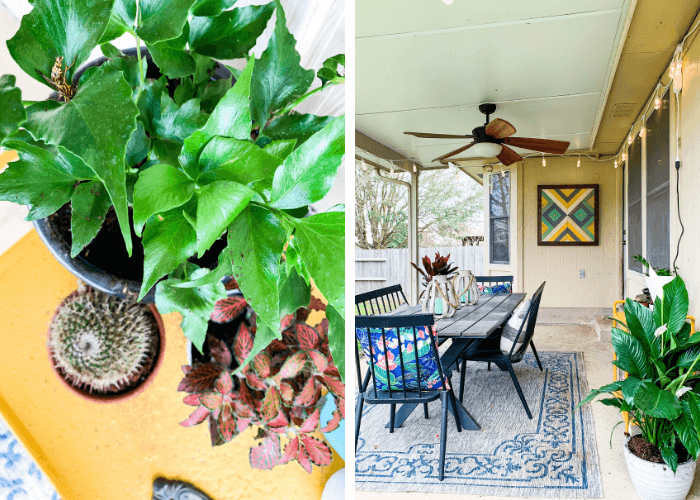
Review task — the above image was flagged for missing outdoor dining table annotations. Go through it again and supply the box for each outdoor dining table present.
[383,291,526,431]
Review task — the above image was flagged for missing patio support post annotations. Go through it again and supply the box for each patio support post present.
[409,171,420,305]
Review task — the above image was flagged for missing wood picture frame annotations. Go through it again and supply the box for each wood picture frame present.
[537,184,599,246]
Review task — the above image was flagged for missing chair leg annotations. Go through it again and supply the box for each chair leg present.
[355,394,364,451]
[506,362,532,419]
[531,341,543,371]
[448,389,462,432]
[389,404,396,433]
[459,358,467,403]
[423,403,429,419]
[439,392,448,481]
[487,362,491,371]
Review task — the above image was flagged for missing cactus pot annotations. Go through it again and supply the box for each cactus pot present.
[47,289,166,404]
[624,436,697,500]
[32,48,232,304]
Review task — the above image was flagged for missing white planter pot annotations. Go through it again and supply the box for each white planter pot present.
[321,468,344,500]
[422,275,457,318]
[624,438,696,500]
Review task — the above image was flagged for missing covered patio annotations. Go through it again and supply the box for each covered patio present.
[355,0,700,498]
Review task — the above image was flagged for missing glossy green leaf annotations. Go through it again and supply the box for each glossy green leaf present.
[140,206,198,300]
[285,236,311,285]
[263,112,335,146]
[132,164,195,235]
[674,400,700,459]
[624,297,660,358]
[663,276,690,335]
[189,4,275,60]
[70,180,112,257]
[326,303,344,381]
[110,0,196,44]
[198,137,282,186]
[125,121,150,167]
[291,211,345,319]
[0,141,92,221]
[154,95,208,144]
[156,263,227,352]
[660,446,679,473]
[575,381,623,409]
[263,139,296,160]
[231,321,280,376]
[147,24,196,79]
[179,57,255,177]
[270,115,344,209]
[621,376,644,406]
[227,205,287,334]
[7,0,115,86]
[278,266,310,318]
[173,248,231,288]
[196,78,233,114]
[24,66,138,255]
[317,54,345,87]
[250,0,314,127]
[190,0,236,16]
[611,328,648,379]
[0,75,26,144]
[100,43,122,58]
[686,392,700,439]
[634,382,682,419]
[195,180,255,256]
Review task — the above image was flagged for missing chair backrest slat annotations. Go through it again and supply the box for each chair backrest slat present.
[355,285,407,315]
[395,327,408,399]
[509,282,546,359]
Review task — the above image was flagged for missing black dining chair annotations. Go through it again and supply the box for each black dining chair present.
[458,281,546,419]
[474,275,514,294]
[355,285,409,315]
[355,313,462,481]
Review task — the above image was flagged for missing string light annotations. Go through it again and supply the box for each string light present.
[639,125,646,138]
[361,158,367,171]
[542,154,546,167]
[670,61,676,78]
[622,152,627,161]
[577,155,581,168]
[500,165,506,178]
[443,0,453,4]
[412,162,417,173]
[614,159,618,169]
[654,97,662,110]
[628,135,633,145]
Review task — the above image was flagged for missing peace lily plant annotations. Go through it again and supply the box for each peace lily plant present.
[0,0,346,380]
[578,277,700,475]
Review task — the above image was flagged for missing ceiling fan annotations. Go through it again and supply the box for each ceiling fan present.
[404,103,570,166]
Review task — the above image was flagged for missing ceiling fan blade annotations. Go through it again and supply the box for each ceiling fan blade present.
[432,142,476,162]
[496,145,523,166]
[502,137,570,154]
[485,118,516,139]
[405,132,475,139]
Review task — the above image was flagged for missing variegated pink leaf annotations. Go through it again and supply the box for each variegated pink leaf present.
[299,408,320,433]
[208,336,233,366]
[296,323,320,350]
[245,371,268,391]
[232,401,254,419]
[182,365,192,375]
[307,349,328,373]
[261,386,281,423]
[233,323,254,364]
[208,414,224,446]
[279,351,307,379]
[321,375,345,400]
[320,409,342,433]
[336,397,345,419]
[179,406,209,427]
[210,296,248,323]
[199,392,223,410]
[280,313,295,332]
[267,410,289,431]
[183,394,200,406]
[178,364,224,393]
[279,381,295,404]
[249,435,281,470]
[251,351,272,378]
[301,435,332,466]
[216,371,233,395]
[237,417,251,433]
[296,448,313,474]
[278,437,300,465]
[218,410,237,442]
[294,377,317,407]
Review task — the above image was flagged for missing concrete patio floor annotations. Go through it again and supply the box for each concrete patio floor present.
[356,315,700,500]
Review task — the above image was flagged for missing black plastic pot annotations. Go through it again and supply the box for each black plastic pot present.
[32,48,233,304]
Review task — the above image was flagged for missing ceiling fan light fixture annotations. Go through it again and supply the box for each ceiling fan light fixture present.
[470,142,502,158]
[443,0,453,4]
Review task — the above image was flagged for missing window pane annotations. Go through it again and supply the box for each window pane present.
[628,135,642,273]
[490,171,510,218]
[645,91,670,270]
[491,218,509,264]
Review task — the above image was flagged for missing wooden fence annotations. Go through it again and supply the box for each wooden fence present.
[355,247,484,296]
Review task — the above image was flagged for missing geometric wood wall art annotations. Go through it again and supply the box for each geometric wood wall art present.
[537,184,599,246]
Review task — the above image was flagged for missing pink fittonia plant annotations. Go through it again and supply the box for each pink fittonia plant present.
[178,295,344,472]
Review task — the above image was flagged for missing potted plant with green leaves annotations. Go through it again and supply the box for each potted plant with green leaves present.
[0,0,346,379]
[577,277,700,500]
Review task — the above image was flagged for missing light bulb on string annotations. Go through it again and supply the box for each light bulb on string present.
[655,97,662,110]
[628,135,633,145]
[622,152,627,161]
[443,0,453,4]
[577,155,581,168]
[614,158,618,169]
[670,61,676,78]
[412,162,417,173]
[639,126,646,138]
[361,158,367,171]
[542,154,546,167]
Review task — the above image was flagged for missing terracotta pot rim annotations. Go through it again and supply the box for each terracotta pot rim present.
[47,291,166,404]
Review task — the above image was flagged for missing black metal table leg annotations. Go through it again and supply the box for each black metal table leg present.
[446,392,481,430]
[385,402,419,429]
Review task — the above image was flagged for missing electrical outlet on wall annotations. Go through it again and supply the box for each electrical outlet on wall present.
[580,270,585,279]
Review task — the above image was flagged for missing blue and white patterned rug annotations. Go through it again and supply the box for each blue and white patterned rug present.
[0,417,59,500]
[356,352,603,498]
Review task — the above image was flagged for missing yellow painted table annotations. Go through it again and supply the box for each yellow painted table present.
[0,230,343,499]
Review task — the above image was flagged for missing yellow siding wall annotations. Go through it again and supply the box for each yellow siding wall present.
[520,156,623,307]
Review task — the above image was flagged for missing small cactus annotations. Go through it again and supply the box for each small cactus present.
[48,285,159,394]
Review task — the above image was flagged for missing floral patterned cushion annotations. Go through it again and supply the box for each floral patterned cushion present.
[477,282,512,295]
[356,326,444,391]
